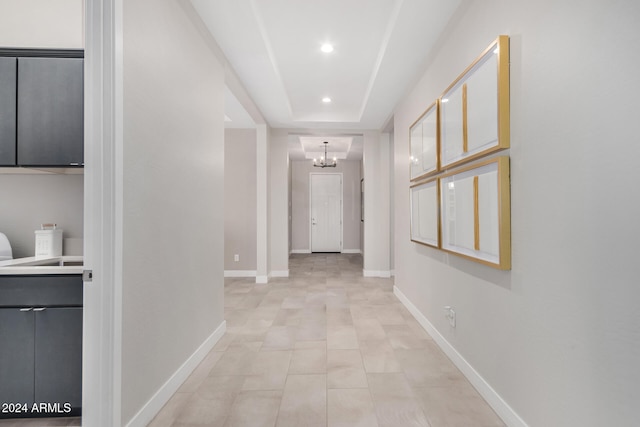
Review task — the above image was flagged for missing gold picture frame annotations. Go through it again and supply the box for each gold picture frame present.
[440,35,509,169]
[410,177,440,248]
[409,100,439,181]
[439,156,510,270]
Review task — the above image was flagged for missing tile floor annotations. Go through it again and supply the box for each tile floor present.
[2,253,504,427]
[149,253,504,427]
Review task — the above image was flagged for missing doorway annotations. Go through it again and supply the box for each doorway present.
[310,173,342,252]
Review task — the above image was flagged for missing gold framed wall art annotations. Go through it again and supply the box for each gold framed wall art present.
[439,156,510,269]
[410,101,439,181]
[410,177,440,248]
[440,35,509,169]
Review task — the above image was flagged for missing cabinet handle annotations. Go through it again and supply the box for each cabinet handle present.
[33,307,46,312]
[19,307,33,312]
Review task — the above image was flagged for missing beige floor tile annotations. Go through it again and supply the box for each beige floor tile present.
[353,318,387,341]
[178,351,224,392]
[272,308,303,326]
[375,306,407,325]
[350,304,379,319]
[236,294,265,309]
[327,349,368,388]
[224,390,283,427]
[395,347,466,388]
[294,340,326,349]
[288,347,327,374]
[242,350,292,390]
[327,325,359,349]
[326,308,354,326]
[328,388,379,427]
[282,296,306,309]
[295,320,327,341]
[175,376,245,425]
[209,343,260,376]
[384,324,431,349]
[262,326,297,350]
[276,374,327,427]
[248,307,281,322]
[148,392,191,426]
[367,373,431,427]
[359,340,402,373]
[413,382,505,427]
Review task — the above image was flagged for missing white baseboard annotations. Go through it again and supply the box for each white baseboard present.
[363,269,391,278]
[270,270,289,278]
[390,269,396,277]
[256,275,268,284]
[224,270,256,277]
[125,320,227,427]
[290,249,311,254]
[341,249,362,254]
[393,286,527,427]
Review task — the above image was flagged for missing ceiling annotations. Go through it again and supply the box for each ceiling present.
[191,0,462,159]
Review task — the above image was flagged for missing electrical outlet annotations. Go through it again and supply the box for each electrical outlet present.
[234,254,239,262]
[444,306,456,328]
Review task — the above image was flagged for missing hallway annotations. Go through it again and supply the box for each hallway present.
[149,253,503,426]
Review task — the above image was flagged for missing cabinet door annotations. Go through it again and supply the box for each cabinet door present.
[0,309,35,406]
[34,307,83,409]
[17,57,83,166]
[0,57,17,166]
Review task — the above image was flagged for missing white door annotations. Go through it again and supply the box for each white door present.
[310,173,342,252]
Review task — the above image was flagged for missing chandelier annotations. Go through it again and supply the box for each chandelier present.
[313,141,337,168]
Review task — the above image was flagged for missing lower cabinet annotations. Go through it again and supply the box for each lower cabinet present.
[0,275,82,419]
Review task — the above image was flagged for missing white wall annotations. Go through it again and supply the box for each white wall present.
[363,131,390,276]
[0,174,83,257]
[269,129,290,275]
[0,0,83,48]
[393,1,640,425]
[291,160,362,253]
[225,129,257,272]
[120,0,225,424]
[0,0,84,258]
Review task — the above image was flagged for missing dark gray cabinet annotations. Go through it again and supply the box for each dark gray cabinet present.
[0,57,17,166]
[0,49,83,168]
[0,309,35,403]
[17,57,84,167]
[0,275,82,419]
[34,307,83,407]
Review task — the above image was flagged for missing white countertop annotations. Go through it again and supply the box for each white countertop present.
[0,256,83,275]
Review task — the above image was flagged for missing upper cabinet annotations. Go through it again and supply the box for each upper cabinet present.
[0,49,83,168]
[0,57,17,166]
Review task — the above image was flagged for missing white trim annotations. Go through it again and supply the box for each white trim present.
[363,269,391,278]
[256,275,268,284]
[125,321,227,427]
[393,286,528,427]
[83,0,123,425]
[224,270,257,278]
[341,249,362,254]
[270,270,289,278]
[290,249,311,254]
[390,269,396,277]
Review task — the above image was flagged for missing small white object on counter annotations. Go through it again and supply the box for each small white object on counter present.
[35,224,63,258]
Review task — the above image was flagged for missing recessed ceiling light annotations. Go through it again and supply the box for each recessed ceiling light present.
[322,97,331,103]
[321,43,334,53]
